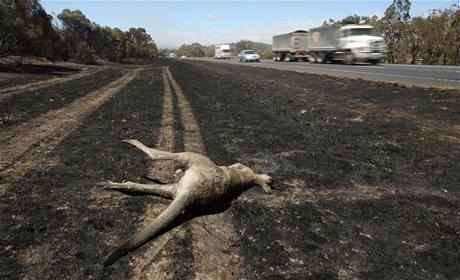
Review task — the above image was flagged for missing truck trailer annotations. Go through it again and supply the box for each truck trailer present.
[214,44,231,59]
[272,30,309,62]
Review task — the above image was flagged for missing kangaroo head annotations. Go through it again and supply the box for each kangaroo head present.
[229,163,274,193]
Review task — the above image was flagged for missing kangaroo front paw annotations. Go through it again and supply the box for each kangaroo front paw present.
[98,180,119,190]
[174,169,184,183]
[262,184,273,194]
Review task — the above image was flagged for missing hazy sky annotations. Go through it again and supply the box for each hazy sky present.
[42,1,457,48]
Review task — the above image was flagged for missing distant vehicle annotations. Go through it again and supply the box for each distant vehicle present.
[308,24,386,65]
[272,30,310,62]
[215,44,231,59]
[181,55,187,59]
[237,50,260,62]
[168,53,177,59]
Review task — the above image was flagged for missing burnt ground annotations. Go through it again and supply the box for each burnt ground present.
[0,63,83,88]
[0,59,459,279]
[0,68,123,131]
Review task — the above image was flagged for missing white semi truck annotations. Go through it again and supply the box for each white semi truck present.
[272,24,387,64]
[214,44,231,59]
[309,24,386,64]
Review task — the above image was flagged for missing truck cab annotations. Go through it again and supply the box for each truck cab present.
[215,44,231,59]
[337,25,386,64]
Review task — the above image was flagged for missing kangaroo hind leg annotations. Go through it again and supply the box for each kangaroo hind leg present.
[122,139,183,161]
[100,181,176,199]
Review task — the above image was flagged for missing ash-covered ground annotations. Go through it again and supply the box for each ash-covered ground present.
[0,59,458,279]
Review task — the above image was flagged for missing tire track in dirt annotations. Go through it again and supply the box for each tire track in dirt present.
[0,69,141,196]
[129,67,179,279]
[0,67,104,102]
[147,68,176,182]
[166,66,244,280]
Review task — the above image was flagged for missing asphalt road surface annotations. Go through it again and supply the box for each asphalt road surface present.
[189,57,460,89]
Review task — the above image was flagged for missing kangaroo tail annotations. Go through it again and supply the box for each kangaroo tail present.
[103,194,189,267]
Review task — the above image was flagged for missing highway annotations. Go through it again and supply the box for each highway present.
[187,57,460,89]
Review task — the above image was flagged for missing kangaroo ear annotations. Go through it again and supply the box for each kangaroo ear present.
[262,184,272,194]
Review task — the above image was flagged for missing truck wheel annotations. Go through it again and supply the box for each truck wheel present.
[371,59,379,65]
[279,54,285,62]
[344,52,354,65]
[311,56,320,63]
[285,53,293,62]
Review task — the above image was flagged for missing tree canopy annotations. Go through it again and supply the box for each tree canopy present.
[177,43,205,57]
[0,1,157,63]
[0,0,58,58]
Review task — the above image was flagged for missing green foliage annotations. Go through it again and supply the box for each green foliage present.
[157,48,176,57]
[323,14,381,26]
[57,10,157,63]
[383,2,459,64]
[124,27,157,60]
[381,1,411,63]
[203,45,215,57]
[177,43,205,57]
[0,2,157,63]
[175,40,272,59]
[231,40,272,58]
[0,0,59,59]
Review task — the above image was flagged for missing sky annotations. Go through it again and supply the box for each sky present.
[42,1,458,48]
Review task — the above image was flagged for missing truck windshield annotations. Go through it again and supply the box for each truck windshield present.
[223,50,230,53]
[350,28,374,36]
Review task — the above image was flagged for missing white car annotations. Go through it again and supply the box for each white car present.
[238,50,260,62]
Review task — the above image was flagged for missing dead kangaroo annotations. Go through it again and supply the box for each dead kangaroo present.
[100,139,273,267]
